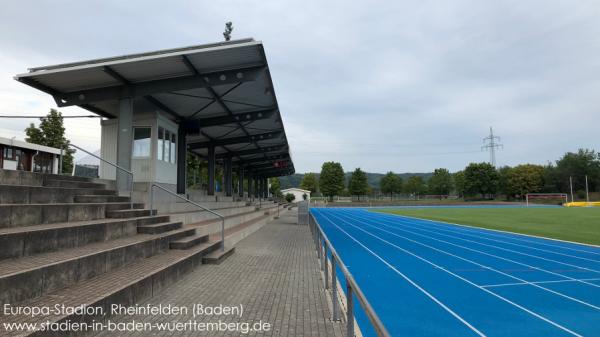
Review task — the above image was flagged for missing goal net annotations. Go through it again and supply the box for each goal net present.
[525,193,568,206]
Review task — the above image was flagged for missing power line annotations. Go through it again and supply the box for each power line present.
[482,126,503,167]
[0,115,102,118]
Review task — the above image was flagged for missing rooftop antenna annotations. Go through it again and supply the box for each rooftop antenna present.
[223,22,233,41]
[482,126,503,167]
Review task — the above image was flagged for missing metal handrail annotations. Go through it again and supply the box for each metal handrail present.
[149,183,226,252]
[309,212,391,337]
[64,143,134,209]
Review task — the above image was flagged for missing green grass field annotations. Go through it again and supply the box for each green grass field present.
[374,207,600,246]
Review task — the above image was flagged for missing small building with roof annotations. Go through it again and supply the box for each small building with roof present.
[0,136,61,174]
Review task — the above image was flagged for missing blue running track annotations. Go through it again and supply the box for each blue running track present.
[310,208,600,337]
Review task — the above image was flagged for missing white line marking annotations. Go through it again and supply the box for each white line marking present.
[322,210,582,336]
[350,210,600,289]
[374,210,600,254]
[336,210,600,310]
[313,209,486,337]
[369,211,600,275]
[482,278,600,288]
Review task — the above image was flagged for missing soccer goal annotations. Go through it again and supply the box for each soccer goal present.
[525,193,568,207]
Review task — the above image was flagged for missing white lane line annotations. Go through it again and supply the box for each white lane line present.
[323,210,582,337]
[348,210,600,289]
[312,209,486,337]
[334,211,600,311]
[367,211,600,275]
[374,211,600,259]
[481,278,600,288]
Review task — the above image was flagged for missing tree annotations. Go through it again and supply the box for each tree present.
[551,149,600,193]
[380,171,403,199]
[25,109,75,174]
[223,22,233,41]
[348,167,368,200]
[464,162,499,198]
[453,171,466,198]
[505,164,545,199]
[404,176,426,199]
[269,177,282,198]
[300,172,319,194]
[497,166,512,199]
[285,193,295,203]
[428,168,453,198]
[319,161,345,201]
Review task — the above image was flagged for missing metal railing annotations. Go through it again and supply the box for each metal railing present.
[149,183,226,252]
[62,143,134,209]
[309,213,391,337]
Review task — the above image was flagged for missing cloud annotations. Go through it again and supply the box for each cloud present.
[0,0,598,172]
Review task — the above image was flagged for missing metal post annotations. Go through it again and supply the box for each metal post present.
[207,146,215,196]
[317,232,321,259]
[221,218,225,252]
[324,243,329,289]
[58,147,63,175]
[150,185,154,212]
[320,239,325,271]
[347,281,354,337]
[585,175,590,203]
[570,176,574,202]
[331,257,339,321]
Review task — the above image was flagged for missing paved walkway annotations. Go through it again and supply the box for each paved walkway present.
[94,210,344,337]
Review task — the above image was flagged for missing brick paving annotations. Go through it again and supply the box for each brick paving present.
[94,211,345,337]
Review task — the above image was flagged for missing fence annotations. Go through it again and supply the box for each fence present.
[309,212,390,337]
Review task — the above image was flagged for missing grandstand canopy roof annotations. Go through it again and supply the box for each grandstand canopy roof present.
[15,39,294,177]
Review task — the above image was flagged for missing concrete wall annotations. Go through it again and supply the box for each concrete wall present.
[100,111,178,184]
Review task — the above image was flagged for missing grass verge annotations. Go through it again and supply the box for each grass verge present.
[374,207,600,246]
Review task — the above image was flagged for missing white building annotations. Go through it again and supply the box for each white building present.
[0,136,61,174]
[281,187,311,203]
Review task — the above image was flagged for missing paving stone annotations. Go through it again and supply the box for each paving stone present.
[92,211,344,337]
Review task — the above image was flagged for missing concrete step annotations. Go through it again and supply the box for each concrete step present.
[74,195,130,203]
[0,239,221,336]
[44,179,106,189]
[0,202,144,228]
[138,221,183,234]
[170,233,210,250]
[0,215,170,259]
[0,184,117,204]
[202,246,235,265]
[44,179,107,189]
[0,227,196,304]
[106,208,156,218]
[0,169,93,186]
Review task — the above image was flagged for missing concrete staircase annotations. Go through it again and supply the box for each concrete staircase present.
[0,169,283,336]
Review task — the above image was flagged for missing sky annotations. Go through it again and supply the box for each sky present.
[1,0,599,173]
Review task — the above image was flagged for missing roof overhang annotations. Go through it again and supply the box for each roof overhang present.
[15,38,294,177]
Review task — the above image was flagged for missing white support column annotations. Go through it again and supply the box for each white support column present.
[116,98,133,192]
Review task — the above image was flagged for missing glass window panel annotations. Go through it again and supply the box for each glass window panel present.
[157,127,164,161]
[164,130,171,163]
[133,127,151,157]
[171,133,176,164]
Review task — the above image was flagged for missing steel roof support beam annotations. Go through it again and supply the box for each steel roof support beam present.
[188,131,282,149]
[50,65,264,107]
[214,145,287,159]
[184,107,276,130]
[233,154,290,165]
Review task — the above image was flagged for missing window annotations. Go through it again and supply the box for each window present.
[170,133,177,164]
[157,127,164,161]
[132,127,151,157]
[3,147,14,160]
[164,130,171,163]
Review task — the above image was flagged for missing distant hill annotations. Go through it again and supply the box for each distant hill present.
[279,172,432,190]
